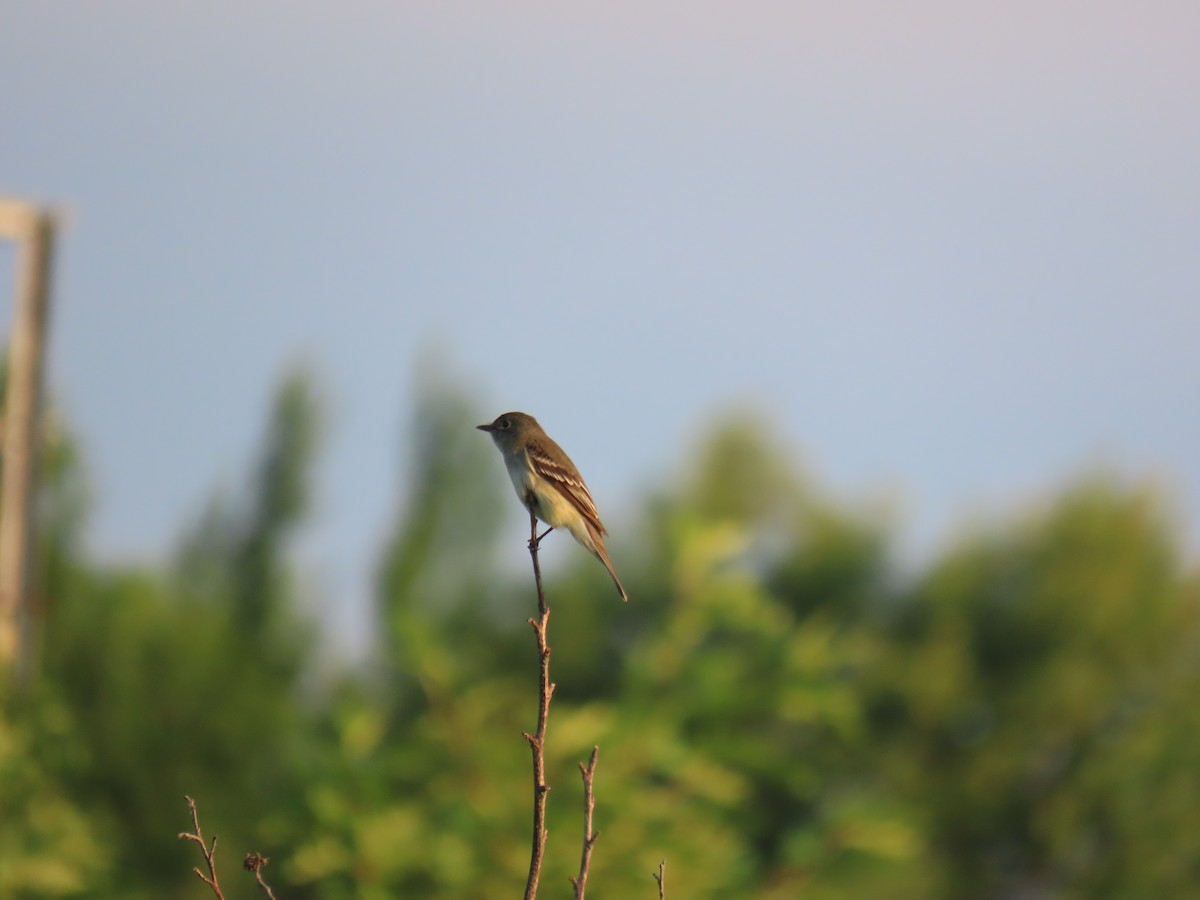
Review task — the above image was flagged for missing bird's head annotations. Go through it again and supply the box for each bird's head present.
[476,411,538,449]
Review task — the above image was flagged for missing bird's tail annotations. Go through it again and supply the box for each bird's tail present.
[588,526,628,602]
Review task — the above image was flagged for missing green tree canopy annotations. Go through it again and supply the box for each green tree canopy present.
[3,368,1197,898]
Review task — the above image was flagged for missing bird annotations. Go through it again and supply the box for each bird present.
[477,411,628,601]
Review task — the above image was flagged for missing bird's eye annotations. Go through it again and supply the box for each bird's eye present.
[499,418,510,430]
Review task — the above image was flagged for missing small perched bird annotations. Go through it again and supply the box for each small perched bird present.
[478,411,628,601]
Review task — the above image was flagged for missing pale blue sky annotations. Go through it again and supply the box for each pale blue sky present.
[3,2,1198,649]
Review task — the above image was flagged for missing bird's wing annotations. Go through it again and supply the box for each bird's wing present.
[528,440,607,536]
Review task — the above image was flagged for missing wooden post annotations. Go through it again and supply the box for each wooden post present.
[0,199,55,674]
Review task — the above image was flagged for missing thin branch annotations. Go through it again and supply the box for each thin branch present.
[523,508,556,900]
[569,746,601,899]
[653,859,666,899]
[244,852,278,900]
[177,795,225,900]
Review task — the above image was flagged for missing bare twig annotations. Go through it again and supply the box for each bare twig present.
[523,508,556,900]
[653,859,666,899]
[569,746,601,899]
[178,796,225,900]
[244,852,278,900]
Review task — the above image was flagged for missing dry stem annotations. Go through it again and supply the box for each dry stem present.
[178,795,225,900]
[653,859,666,899]
[523,509,556,899]
[569,746,601,899]
[244,852,278,899]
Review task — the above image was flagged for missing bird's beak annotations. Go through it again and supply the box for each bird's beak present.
[476,423,494,432]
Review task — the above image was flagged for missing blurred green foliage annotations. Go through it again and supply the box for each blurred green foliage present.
[2,368,1198,898]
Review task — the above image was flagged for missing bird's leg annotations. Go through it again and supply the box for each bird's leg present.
[528,521,555,551]
[524,492,555,549]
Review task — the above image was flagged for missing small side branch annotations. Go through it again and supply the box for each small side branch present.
[569,746,601,899]
[653,859,666,899]
[178,796,225,900]
[523,509,556,900]
[244,852,278,899]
